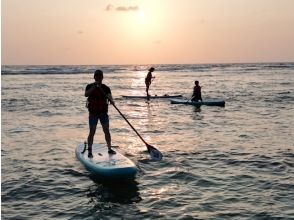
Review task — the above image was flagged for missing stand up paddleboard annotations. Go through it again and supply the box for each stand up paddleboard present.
[122,94,182,99]
[170,98,225,107]
[76,143,137,180]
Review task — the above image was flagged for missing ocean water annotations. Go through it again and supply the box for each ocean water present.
[1,63,294,219]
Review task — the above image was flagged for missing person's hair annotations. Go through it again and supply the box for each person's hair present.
[149,67,155,72]
[94,69,103,77]
[195,80,199,85]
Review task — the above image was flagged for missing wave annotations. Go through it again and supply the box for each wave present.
[2,62,294,75]
[1,65,132,75]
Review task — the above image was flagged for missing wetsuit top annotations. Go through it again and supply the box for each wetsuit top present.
[85,83,111,113]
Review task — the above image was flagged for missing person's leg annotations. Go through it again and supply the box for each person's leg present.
[87,114,98,157]
[102,123,111,148]
[100,113,115,154]
[146,82,150,96]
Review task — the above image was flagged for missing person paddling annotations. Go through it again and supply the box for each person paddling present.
[191,80,203,102]
[145,67,155,98]
[85,70,116,158]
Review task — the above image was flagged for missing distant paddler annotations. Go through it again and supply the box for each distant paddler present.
[145,67,155,98]
[191,80,203,102]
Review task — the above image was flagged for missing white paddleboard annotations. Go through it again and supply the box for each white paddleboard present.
[76,143,137,180]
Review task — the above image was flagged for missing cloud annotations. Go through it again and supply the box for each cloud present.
[153,40,162,45]
[105,4,139,12]
[199,19,206,24]
[116,6,139,12]
[105,4,114,11]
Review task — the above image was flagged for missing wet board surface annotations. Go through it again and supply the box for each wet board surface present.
[76,143,137,180]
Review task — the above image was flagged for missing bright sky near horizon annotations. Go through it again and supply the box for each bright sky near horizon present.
[2,0,294,65]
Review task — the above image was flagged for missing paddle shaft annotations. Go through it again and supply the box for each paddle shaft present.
[111,102,148,145]
[97,85,148,146]
[150,77,155,87]
[147,77,155,88]
[186,96,194,104]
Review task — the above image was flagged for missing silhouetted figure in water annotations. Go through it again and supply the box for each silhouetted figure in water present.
[145,67,155,98]
[85,70,116,158]
[191,80,202,102]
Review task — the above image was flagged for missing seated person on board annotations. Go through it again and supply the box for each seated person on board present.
[191,80,202,102]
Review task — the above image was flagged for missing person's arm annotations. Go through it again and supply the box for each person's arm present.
[97,85,115,104]
[106,93,115,104]
[85,84,96,97]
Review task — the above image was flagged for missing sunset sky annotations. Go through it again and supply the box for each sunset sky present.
[2,0,294,65]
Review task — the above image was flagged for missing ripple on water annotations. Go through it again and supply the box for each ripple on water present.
[2,65,294,219]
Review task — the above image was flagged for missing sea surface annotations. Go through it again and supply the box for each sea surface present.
[1,63,294,219]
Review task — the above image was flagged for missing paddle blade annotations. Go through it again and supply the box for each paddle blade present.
[147,144,163,161]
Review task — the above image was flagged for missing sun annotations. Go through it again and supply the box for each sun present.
[138,10,146,19]
[120,5,163,43]
[123,8,148,27]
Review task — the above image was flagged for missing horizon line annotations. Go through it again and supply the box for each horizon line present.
[2,61,294,66]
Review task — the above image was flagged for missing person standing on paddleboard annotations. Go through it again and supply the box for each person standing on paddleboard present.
[191,80,203,102]
[145,67,155,98]
[85,70,116,158]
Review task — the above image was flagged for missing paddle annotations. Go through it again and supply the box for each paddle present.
[97,85,163,161]
[185,96,194,104]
